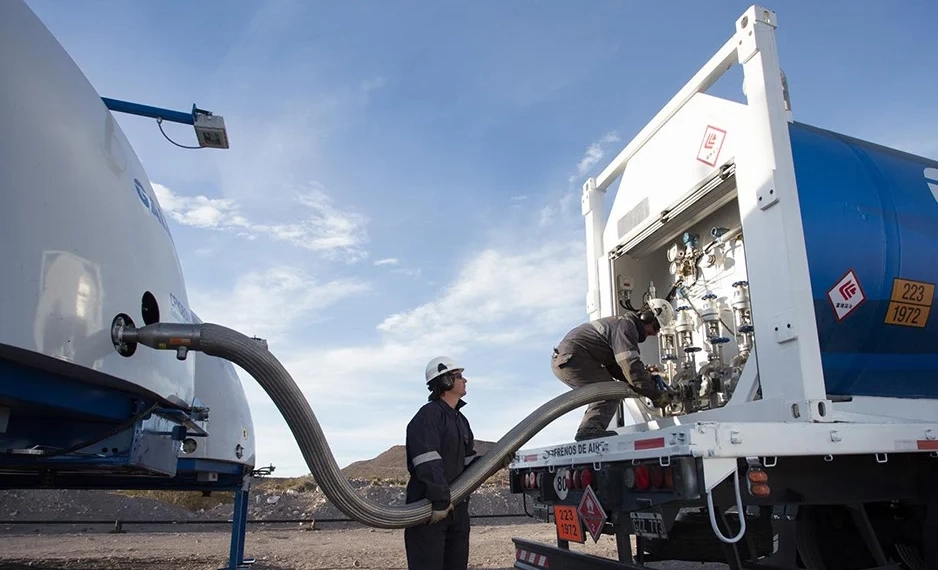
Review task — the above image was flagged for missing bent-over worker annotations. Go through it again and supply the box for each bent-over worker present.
[551,307,673,441]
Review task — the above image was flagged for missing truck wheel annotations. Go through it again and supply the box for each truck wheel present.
[796,505,914,570]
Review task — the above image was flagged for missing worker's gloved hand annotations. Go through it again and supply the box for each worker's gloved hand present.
[428,503,454,524]
[651,386,676,409]
[501,453,516,470]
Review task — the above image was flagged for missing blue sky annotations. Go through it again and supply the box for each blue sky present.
[25,0,937,477]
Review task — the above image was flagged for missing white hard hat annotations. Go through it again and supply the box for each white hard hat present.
[645,298,676,329]
[425,356,463,384]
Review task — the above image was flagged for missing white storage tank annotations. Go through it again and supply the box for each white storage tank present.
[0,0,195,407]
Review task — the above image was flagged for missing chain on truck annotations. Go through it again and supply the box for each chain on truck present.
[505,5,938,570]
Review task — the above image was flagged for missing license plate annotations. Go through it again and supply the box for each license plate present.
[532,502,551,522]
[630,511,667,539]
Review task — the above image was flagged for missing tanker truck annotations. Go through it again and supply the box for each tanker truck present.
[506,6,938,570]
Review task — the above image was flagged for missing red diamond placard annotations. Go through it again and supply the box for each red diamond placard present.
[576,485,607,543]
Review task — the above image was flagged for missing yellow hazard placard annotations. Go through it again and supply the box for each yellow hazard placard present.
[884,278,935,328]
[890,278,935,306]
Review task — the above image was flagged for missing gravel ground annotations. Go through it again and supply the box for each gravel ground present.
[0,484,731,569]
[0,523,730,570]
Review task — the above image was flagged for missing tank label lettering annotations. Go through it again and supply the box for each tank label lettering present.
[884,278,934,328]
[170,292,191,324]
[925,167,938,203]
[541,440,610,460]
[826,269,865,322]
[134,178,173,239]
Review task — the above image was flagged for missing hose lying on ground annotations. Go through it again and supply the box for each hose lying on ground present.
[115,321,637,529]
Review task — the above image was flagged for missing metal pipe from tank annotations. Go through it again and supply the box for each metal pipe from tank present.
[111,320,638,529]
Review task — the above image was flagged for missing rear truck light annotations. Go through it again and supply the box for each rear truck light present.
[624,463,675,492]
[750,483,771,497]
[572,469,582,489]
[747,467,768,483]
[579,467,594,489]
[746,466,770,497]
[635,464,651,491]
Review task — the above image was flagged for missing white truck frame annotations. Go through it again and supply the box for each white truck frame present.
[508,6,938,570]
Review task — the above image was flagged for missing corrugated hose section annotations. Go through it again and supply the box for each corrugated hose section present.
[193,323,635,529]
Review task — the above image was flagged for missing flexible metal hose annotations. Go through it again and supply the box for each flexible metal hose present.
[115,321,636,529]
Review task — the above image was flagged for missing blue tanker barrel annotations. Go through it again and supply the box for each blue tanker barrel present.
[789,122,938,399]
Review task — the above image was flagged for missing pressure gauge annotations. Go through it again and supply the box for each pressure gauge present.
[669,261,679,275]
[666,244,677,262]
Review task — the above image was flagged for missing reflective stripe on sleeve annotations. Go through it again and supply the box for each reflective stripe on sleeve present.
[413,451,442,466]
[615,350,640,362]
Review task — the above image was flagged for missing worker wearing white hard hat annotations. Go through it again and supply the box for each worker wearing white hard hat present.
[403,356,477,570]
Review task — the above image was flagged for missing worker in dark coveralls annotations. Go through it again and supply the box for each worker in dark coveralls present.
[403,356,479,570]
[551,308,673,441]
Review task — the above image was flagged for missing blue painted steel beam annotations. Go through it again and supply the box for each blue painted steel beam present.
[101,97,195,125]
[0,358,136,422]
[177,458,247,476]
[0,460,251,490]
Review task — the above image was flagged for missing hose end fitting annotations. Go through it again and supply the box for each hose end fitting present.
[110,316,203,360]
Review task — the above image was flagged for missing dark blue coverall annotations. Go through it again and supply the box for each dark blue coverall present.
[404,398,478,570]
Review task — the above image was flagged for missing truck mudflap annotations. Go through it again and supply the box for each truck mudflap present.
[512,538,646,570]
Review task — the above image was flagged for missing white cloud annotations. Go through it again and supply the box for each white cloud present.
[540,130,623,228]
[179,126,604,475]
[188,265,370,343]
[376,240,585,349]
[227,235,590,474]
[392,267,422,278]
[153,182,369,261]
[568,131,621,183]
[235,141,600,474]
[538,190,580,229]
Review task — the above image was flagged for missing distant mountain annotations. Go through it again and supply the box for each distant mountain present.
[340,440,498,482]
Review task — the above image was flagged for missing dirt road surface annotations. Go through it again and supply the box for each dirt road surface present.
[0,522,730,570]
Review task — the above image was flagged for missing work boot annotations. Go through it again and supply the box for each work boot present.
[574,429,617,442]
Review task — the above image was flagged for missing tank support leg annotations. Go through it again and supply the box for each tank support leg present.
[846,504,888,567]
[225,475,253,570]
[614,521,635,564]
[716,508,743,570]
[925,466,938,570]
